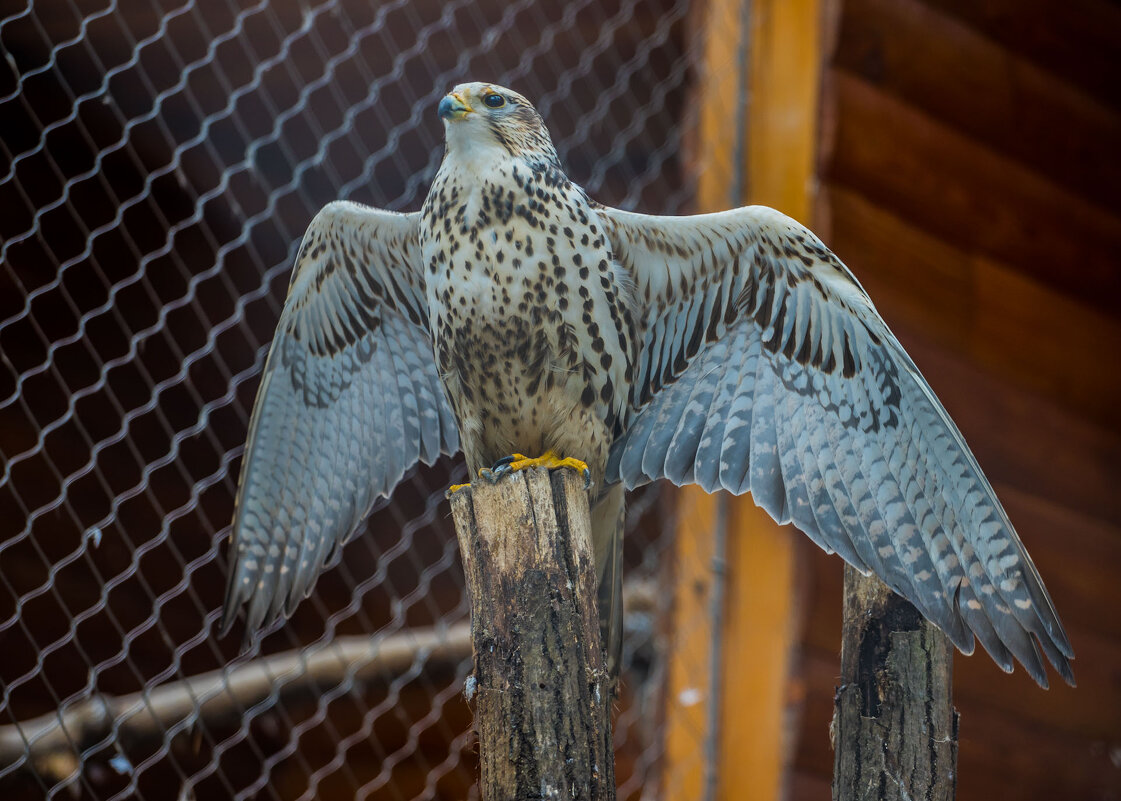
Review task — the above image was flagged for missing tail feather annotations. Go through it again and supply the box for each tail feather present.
[592,484,625,679]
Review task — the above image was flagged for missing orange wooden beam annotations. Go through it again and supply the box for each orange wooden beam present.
[719,4,822,800]
[661,2,743,796]
[664,1,822,799]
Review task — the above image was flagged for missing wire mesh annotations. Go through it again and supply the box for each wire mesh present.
[0,0,745,798]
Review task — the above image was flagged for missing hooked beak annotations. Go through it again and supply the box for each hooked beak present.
[438,92,472,121]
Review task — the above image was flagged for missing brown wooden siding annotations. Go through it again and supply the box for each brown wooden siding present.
[792,0,1121,798]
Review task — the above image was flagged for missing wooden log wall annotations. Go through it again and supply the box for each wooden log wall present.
[791,0,1121,799]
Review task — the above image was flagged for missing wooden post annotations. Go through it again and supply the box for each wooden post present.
[832,566,959,801]
[448,467,615,801]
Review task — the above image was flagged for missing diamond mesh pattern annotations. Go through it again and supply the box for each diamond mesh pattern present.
[0,1,744,798]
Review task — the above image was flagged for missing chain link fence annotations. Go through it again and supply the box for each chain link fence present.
[0,0,747,797]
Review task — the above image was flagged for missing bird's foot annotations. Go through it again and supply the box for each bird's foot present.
[445,482,471,498]
[479,451,593,489]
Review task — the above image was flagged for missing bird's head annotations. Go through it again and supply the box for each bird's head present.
[438,82,560,166]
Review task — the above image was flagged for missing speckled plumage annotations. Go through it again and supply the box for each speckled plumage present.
[220,82,1073,688]
[420,112,634,487]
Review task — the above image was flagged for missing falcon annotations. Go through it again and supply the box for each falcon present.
[219,82,1074,687]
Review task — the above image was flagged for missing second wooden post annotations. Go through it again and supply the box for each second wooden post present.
[833,566,959,801]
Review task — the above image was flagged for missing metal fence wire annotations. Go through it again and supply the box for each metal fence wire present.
[0,0,749,798]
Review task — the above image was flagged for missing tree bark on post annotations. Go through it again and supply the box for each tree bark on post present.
[448,467,615,801]
[833,566,959,801]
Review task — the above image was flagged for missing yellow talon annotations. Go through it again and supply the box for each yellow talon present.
[445,482,471,498]
[508,451,588,475]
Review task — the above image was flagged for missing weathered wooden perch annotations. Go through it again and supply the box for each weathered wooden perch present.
[0,623,472,785]
[833,565,959,801]
[448,467,615,801]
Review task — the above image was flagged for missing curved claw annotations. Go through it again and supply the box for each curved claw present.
[579,467,593,490]
[491,454,521,470]
[479,453,527,483]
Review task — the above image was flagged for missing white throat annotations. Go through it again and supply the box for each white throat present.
[442,121,512,166]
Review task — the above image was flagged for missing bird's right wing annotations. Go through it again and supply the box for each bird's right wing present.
[220,201,459,640]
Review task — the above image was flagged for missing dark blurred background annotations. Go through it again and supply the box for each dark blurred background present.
[1,0,1119,799]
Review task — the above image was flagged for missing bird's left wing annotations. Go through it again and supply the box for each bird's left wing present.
[599,204,1073,687]
[220,201,459,640]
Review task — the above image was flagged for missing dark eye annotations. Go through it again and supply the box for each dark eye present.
[483,93,505,108]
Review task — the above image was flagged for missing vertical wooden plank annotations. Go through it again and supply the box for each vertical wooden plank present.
[718,3,821,800]
[662,1,744,797]
[719,503,802,801]
[664,1,821,800]
[746,0,825,222]
[663,488,719,801]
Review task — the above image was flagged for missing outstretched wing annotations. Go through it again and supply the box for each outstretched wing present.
[220,201,459,640]
[600,204,1074,687]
